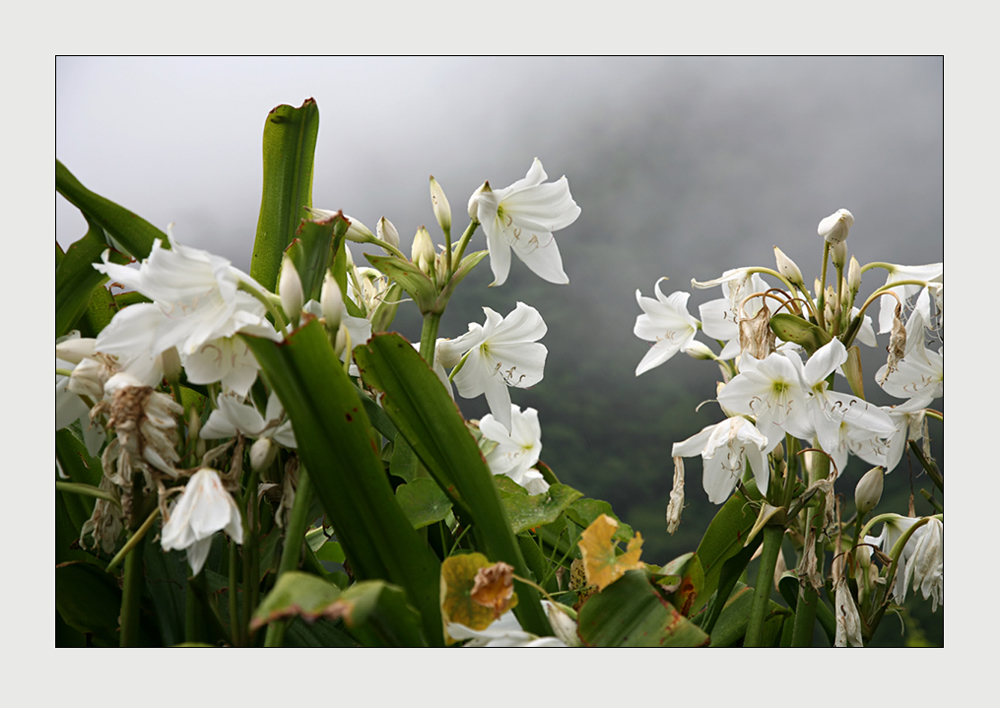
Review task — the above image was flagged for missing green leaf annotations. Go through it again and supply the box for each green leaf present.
[142,530,187,648]
[56,160,164,259]
[251,99,320,292]
[252,572,426,647]
[389,433,418,484]
[659,552,705,617]
[242,321,443,645]
[395,478,453,529]
[694,491,759,612]
[777,571,836,645]
[285,212,349,303]
[494,478,583,535]
[55,561,122,647]
[364,253,437,313]
[769,312,832,356]
[55,217,130,338]
[565,497,634,543]
[577,570,709,647]
[354,333,553,637]
[705,581,788,647]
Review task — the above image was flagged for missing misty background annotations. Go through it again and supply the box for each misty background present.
[56,57,943,644]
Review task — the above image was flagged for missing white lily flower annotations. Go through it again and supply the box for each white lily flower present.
[876,262,942,334]
[672,416,770,503]
[447,605,568,647]
[161,468,244,576]
[717,351,811,450]
[200,391,296,449]
[479,405,549,495]
[876,307,943,404]
[93,236,280,358]
[471,158,581,286]
[634,278,701,375]
[56,332,107,457]
[437,302,547,433]
[879,397,928,473]
[905,517,943,612]
[864,514,923,602]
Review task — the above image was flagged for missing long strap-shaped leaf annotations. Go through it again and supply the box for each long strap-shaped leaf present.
[56,216,131,338]
[250,99,320,292]
[354,333,553,638]
[243,321,443,646]
[56,161,164,259]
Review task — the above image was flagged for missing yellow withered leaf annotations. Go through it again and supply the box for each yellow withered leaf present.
[578,514,645,591]
[440,553,519,638]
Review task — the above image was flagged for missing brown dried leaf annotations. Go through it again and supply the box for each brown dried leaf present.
[577,514,645,592]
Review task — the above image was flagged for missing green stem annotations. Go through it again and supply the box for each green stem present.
[451,220,479,268]
[106,507,160,572]
[55,481,121,508]
[791,508,819,647]
[744,525,784,647]
[264,468,314,648]
[241,465,260,642]
[119,533,145,647]
[185,569,206,644]
[816,242,831,330]
[908,440,943,492]
[369,235,409,262]
[229,538,242,646]
[419,312,442,364]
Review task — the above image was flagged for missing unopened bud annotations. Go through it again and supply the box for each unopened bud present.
[160,346,183,382]
[56,335,97,365]
[344,243,355,267]
[683,340,716,360]
[411,226,436,276]
[818,208,854,245]
[854,466,884,515]
[250,437,278,473]
[429,176,452,234]
[333,324,348,358]
[320,271,343,332]
[468,181,490,222]
[278,255,304,325]
[377,217,400,252]
[848,256,861,294]
[831,240,848,269]
[773,246,803,287]
[307,208,375,244]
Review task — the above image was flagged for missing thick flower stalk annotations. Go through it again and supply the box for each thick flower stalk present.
[469,158,581,286]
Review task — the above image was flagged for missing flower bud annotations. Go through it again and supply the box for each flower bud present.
[308,208,375,243]
[56,335,97,365]
[278,255,304,324]
[159,346,183,383]
[773,246,804,287]
[683,340,716,360]
[429,176,452,234]
[831,240,848,269]
[848,256,861,294]
[817,208,854,245]
[333,324,348,359]
[854,466,884,516]
[468,181,490,222]
[411,226,436,276]
[377,216,400,252]
[320,271,343,332]
[250,437,278,473]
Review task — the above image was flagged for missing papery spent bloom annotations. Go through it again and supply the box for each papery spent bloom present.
[634,278,701,375]
[693,269,770,361]
[817,208,854,245]
[876,308,943,404]
[671,416,770,503]
[469,158,581,287]
[437,302,547,433]
[160,467,244,576]
[479,404,548,495]
[834,574,864,647]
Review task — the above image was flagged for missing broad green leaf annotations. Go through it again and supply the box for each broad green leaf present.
[389,433,418,483]
[142,530,187,648]
[493,477,583,535]
[55,561,122,647]
[56,160,164,259]
[564,497,634,543]
[706,582,788,647]
[285,212,349,303]
[314,541,346,565]
[769,312,832,356]
[577,570,709,647]
[355,333,552,637]
[250,99,320,292]
[55,216,130,337]
[777,571,836,645]
[242,321,443,645]
[253,573,426,647]
[396,478,453,529]
[659,552,705,617]
[694,490,759,612]
[284,617,359,647]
